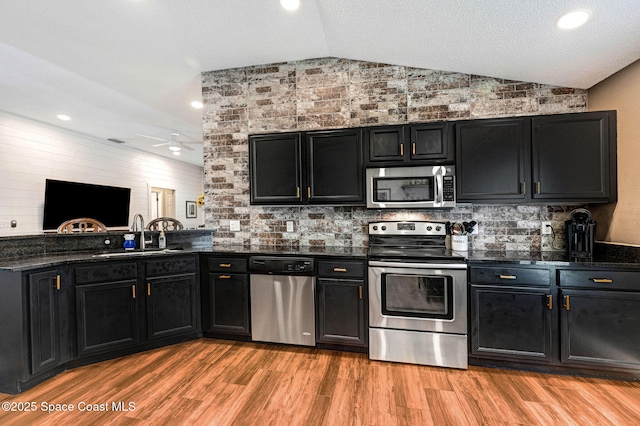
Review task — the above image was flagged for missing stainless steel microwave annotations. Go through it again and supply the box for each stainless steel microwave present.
[366,165,456,209]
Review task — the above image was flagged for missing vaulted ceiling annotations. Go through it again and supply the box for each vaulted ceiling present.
[2,0,639,166]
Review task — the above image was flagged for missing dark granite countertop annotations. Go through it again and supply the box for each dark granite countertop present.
[2,243,640,272]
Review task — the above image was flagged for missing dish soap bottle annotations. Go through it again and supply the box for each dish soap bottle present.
[158,230,166,249]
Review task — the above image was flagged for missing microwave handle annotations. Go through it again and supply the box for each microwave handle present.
[434,173,443,205]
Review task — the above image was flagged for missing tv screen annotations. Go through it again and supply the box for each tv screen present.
[43,179,131,231]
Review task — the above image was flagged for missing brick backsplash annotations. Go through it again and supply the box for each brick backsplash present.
[201,57,587,251]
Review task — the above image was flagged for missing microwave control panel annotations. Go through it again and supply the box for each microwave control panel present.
[443,176,455,201]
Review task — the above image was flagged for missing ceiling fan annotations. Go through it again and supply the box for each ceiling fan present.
[137,130,200,152]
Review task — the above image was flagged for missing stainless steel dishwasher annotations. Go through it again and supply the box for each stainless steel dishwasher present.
[249,256,315,346]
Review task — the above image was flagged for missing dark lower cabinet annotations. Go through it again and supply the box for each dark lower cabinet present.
[147,274,198,340]
[560,289,640,370]
[0,268,69,394]
[74,257,200,359]
[315,259,367,351]
[76,280,140,357]
[201,255,251,338]
[207,273,250,336]
[470,285,553,363]
[471,264,640,378]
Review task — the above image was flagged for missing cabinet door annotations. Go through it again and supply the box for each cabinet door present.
[410,123,452,162]
[470,285,554,362]
[306,129,364,204]
[76,280,140,357]
[561,289,640,369]
[29,270,63,375]
[249,133,303,204]
[316,278,366,347]
[456,118,530,202]
[368,126,405,162]
[146,274,198,340]
[207,273,250,336]
[532,111,614,202]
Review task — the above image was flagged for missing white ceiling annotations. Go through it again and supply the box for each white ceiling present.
[2,0,639,167]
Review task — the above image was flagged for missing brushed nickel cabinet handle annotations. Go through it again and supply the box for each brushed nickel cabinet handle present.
[307,186,311,199]
[297,187,301,199]
[412,143,416,155]
[400,143,404,156]
[333,267,347,273]
[521,182,526,194]
[499,275,517,280]
[536,181,541,194]
[132,285,136,299]
[359,286,363,300]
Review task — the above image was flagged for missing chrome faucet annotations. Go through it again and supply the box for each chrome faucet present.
[131,214,152,250]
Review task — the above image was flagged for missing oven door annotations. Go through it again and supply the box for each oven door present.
[368,260,467,335]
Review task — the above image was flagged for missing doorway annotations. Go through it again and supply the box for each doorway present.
[150,187,176,220]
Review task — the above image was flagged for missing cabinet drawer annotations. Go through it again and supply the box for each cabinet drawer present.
[317,260,365,278]
[75,262,138,284]
[559,269,640,290]
[470,266,550,286]
[208,257,247,273]
[145,256,197,277]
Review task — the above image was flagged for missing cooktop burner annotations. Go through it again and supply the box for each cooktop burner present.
[368,221,466,261]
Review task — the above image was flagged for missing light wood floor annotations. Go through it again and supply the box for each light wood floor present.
[2,339,640,425]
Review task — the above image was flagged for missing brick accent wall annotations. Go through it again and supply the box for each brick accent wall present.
[202,58,587,251]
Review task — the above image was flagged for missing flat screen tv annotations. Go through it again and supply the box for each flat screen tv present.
[43,179,131,231]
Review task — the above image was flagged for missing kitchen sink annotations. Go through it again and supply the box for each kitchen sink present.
[92,249,184,258]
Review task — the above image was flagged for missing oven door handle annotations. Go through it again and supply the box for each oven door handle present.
[368,260,467,270]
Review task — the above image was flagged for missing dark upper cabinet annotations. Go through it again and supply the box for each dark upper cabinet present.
[306,129,363,204]
[366,122,453,165]
[531,111,616,202]
[456,111,616,203]
[249,132,303,205]
[456,118,530,202]
[249,129,364,205]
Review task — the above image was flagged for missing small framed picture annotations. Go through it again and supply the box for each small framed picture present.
[186,201,197,218]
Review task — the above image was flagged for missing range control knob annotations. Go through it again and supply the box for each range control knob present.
[372,226,378,231]
[426,226,433,231]
[436,226,442,231]
[381,226,387,231]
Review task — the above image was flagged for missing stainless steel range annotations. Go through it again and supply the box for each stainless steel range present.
[368,221,468,369]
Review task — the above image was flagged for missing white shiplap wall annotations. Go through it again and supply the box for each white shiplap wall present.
[0,112,204,236]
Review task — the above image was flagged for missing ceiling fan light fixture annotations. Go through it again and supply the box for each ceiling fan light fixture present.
[169,145,181,152]
[173,151,181,156]
[280,0,300,11]
[555,9,592,29]
[191,101,203,109]
[57,114,71,121]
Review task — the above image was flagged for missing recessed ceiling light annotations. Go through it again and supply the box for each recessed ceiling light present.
[280,0,300,11]
[191,101,203,109]
[57,114,71,121]
[173,151,181,156]
[555,10,592,29]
